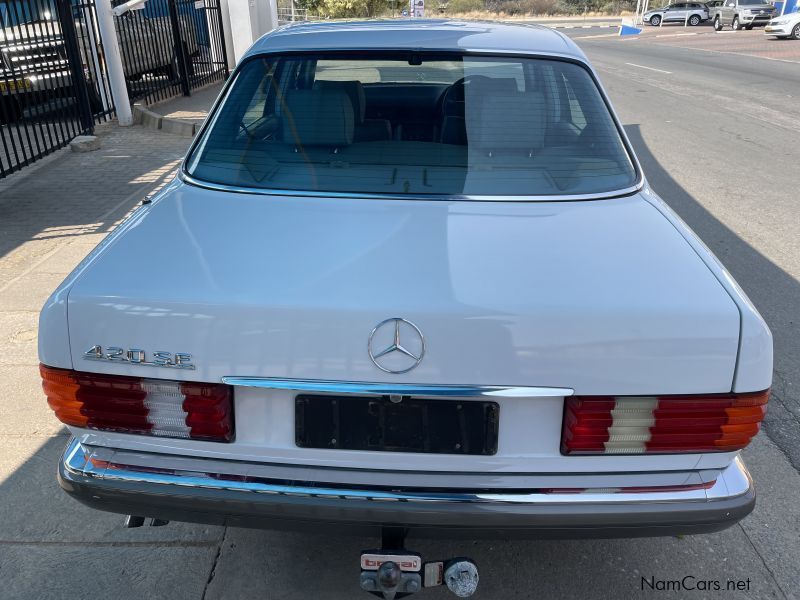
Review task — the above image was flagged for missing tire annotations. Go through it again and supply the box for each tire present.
[792,23,800,39]
[689,14,701,25]
[650,14,662,26]
[714,16,723,30]
[732,16,741,30]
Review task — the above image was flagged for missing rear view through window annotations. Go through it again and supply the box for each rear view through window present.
[187,53,638,197]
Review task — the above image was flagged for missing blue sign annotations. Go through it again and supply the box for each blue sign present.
[619,24,642,35]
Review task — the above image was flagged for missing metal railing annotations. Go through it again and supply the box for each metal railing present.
[0,0,114,178]
[276,6,321,25]
[111,0,229,106]
[0,0,229,178]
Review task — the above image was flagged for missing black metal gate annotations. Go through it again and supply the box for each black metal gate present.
[0,0,228,178]
[112,0,228,105]
[0,0,114,178]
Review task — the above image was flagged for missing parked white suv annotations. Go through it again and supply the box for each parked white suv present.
[41,19,772,599]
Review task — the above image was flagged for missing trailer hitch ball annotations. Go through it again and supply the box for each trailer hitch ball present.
[444,560,479,598]
[377,561,401,594]
[360,560,421,599]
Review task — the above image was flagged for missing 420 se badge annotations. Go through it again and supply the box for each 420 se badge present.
[83,345,195,370]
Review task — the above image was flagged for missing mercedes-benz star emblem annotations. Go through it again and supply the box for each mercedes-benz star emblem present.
[368,318,425,374]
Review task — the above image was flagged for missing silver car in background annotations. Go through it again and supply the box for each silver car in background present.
[644,2,710,25]
[712,0,777,30]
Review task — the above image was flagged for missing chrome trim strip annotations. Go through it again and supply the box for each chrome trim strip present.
[179,170,644,203]
[62,439,751,506]
[220,377,573,398]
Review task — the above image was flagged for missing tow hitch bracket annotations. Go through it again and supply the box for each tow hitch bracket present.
[359,528,479,599]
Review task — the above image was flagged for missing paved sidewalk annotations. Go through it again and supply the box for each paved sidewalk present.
[0,123,224,599]
[1,104,799,599]
[150,83,223,127]
[627,28,800,63]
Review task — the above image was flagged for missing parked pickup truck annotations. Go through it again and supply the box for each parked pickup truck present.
[0,0,198,120]
[712,0,776,30]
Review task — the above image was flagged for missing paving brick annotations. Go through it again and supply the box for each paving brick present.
[150,83,220,127]
[0,114,213,600]
[0,272,68,311]
[34,242,103,275]
[0,544,217,600]
[0,367,63,436]
[637,28,800,62]
[0,313,39,366]
[0,436,224,544]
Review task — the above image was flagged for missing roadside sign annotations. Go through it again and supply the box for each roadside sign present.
[620,17,642,35]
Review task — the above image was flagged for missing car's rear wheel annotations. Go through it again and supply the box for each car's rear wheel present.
[732,16,741,30]
[792,23,800,39]
[650,14,662,26]
[714,16,723,30]
[689,14,701,25]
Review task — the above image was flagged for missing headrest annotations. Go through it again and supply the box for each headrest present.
[314,80,366,123]
[282,89,355,147]
[471,77,519,96]
[468,91,546,151]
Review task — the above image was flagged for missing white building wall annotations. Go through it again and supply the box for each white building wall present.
[223,0,279,68]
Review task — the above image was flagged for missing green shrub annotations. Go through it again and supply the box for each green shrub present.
[490,0,562,14]
[445,0,485,12]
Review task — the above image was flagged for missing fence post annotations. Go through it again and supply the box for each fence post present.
[56,0,95,133]
[214,0,231,77]
[94,0,133,125]
[168,0,192,96]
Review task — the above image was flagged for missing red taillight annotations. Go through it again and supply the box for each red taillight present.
[41,365,234,442]
[561,390,769,455]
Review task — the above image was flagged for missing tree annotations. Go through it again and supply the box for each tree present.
[312,0,394,17]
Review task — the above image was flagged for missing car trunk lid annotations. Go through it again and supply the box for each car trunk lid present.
[67,183,740,395]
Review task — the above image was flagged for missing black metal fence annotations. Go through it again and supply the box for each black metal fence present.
[0,0,114,178]
[112,0,228,105]
[0,0,228,178]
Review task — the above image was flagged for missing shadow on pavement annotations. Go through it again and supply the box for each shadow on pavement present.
[0,124,797,599]
[624,124,800,469]
[0,125,188,268]
[0,436,221,599]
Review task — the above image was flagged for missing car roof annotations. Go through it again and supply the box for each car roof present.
[245,19,586,61]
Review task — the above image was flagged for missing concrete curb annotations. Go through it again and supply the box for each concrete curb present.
[549,22,618,29]
[132,103,196,138]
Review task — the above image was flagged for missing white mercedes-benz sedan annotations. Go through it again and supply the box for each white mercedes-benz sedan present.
[40,19,771,598]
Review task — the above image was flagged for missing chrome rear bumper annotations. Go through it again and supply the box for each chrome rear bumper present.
[58,438,755,539]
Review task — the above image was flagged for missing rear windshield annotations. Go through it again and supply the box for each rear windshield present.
[186,52,638,197]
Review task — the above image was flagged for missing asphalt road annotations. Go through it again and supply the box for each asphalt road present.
[2,31,799,600]
[223,33,800,599]
[572,30,800,467]
[199,35,800,599]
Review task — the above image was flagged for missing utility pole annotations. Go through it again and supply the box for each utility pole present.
[94,0,133,126]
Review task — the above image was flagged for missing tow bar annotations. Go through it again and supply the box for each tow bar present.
[359,528,479,599]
